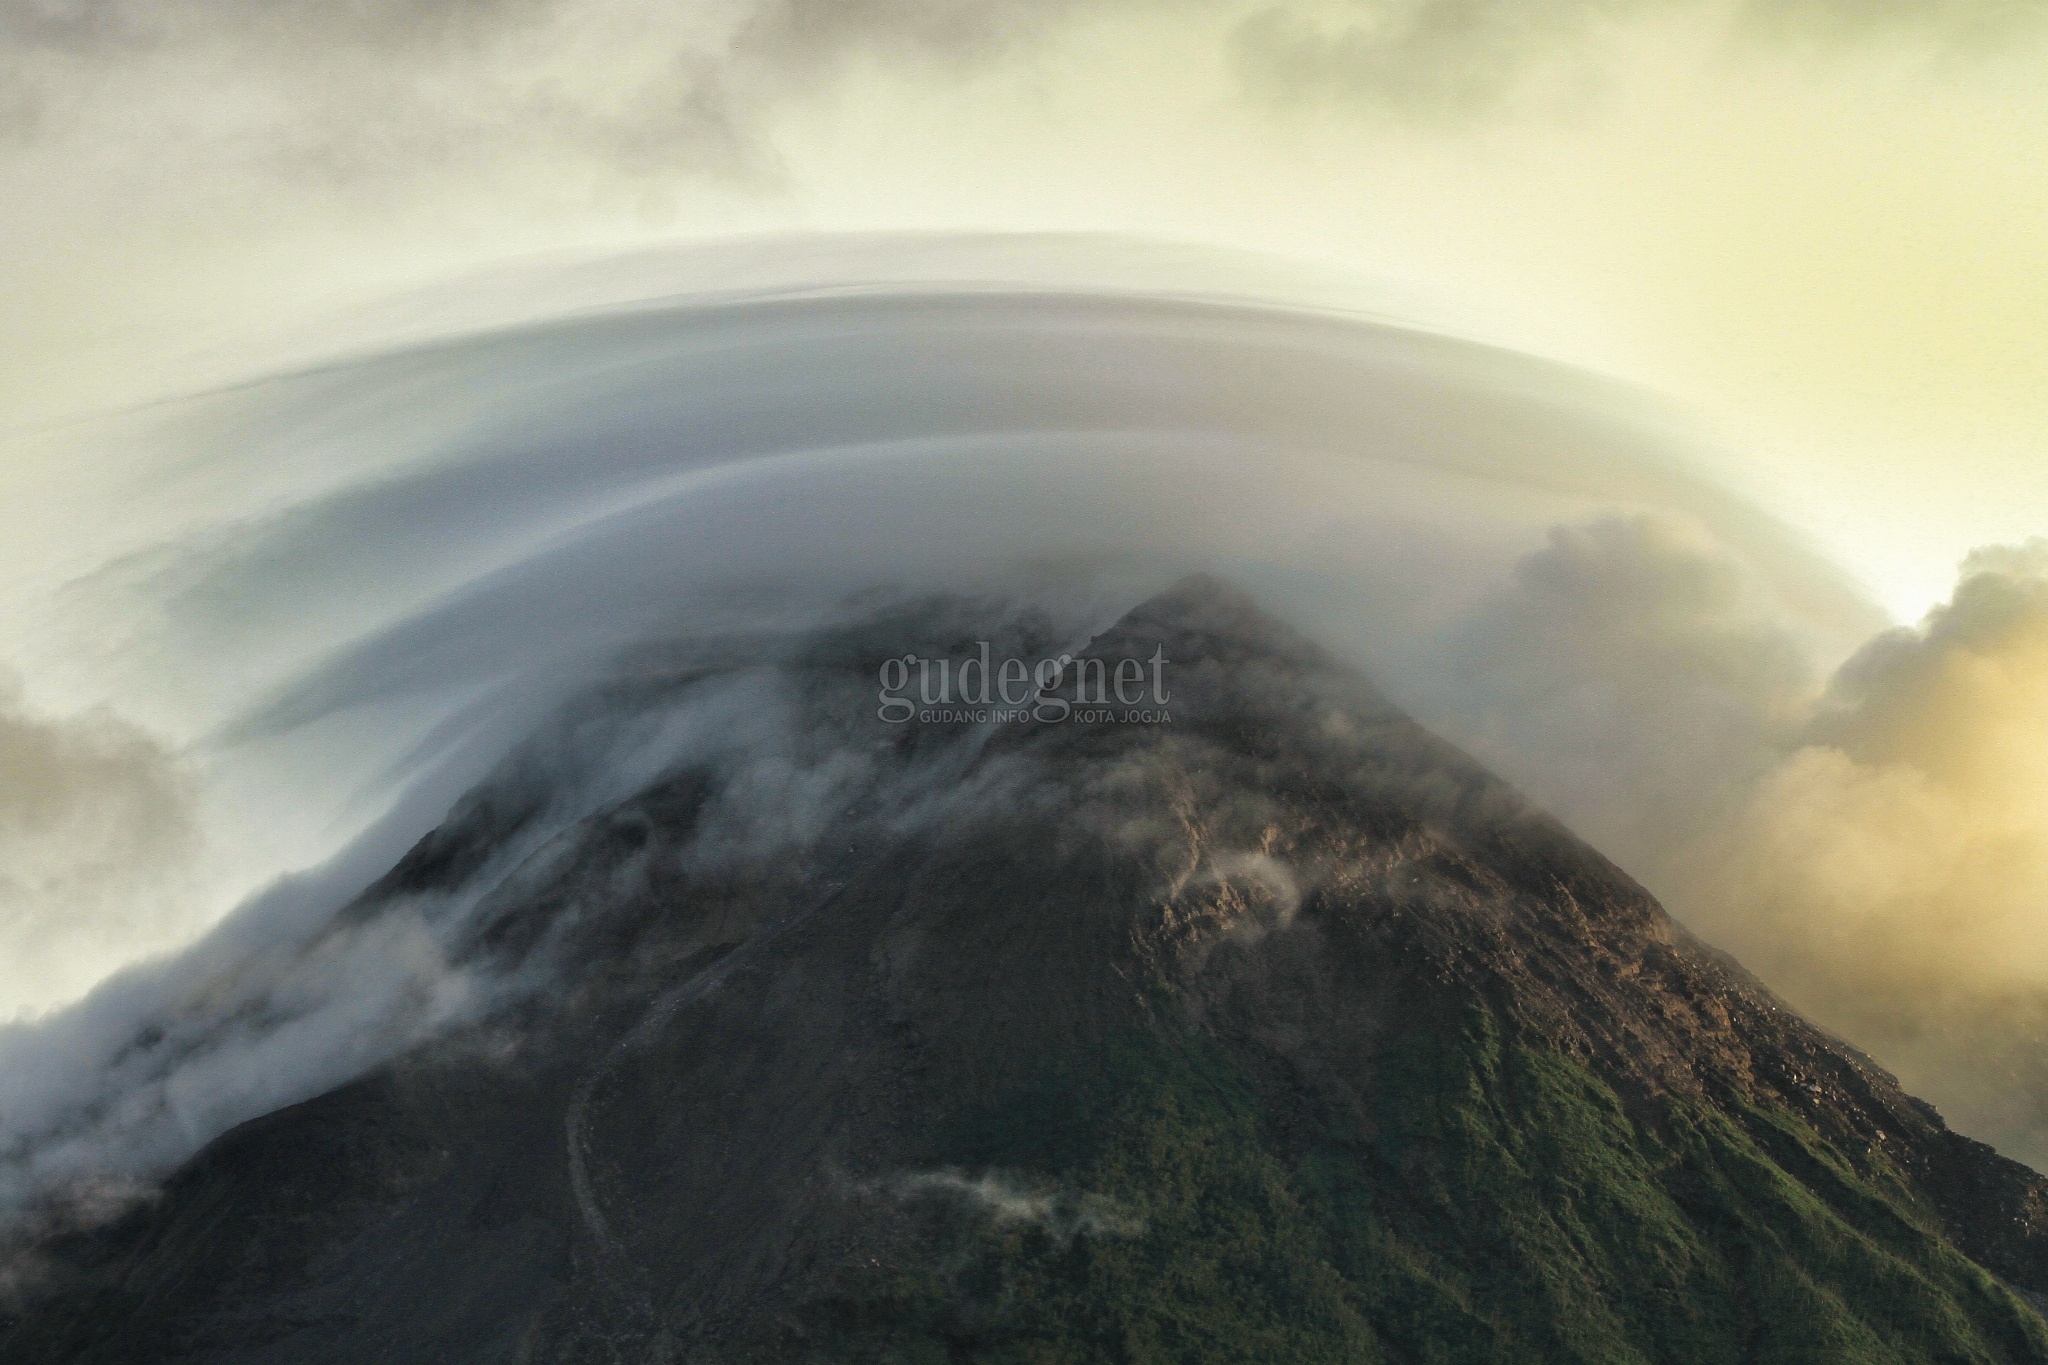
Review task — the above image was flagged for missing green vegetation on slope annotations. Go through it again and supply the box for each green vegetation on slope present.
[771,1008,2048,1364]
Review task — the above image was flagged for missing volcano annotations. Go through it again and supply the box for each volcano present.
[6,577,2048,1364]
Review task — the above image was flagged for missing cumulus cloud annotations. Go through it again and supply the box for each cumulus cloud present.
[1428,522,2048,1166]
[1430,515,1818,878]
[0,674,200,1018]
[1676,541,2048,1155]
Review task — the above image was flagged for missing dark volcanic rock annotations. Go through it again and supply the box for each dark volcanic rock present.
[5,577,2048,1363]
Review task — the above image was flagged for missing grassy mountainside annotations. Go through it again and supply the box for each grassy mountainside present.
[780,1005,2048,1365]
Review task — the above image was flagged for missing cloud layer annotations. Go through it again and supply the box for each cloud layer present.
[1,235,2044,1251]
[0,675,198,1017]
[4,0,2040,189]
[1429,518,2048,1164]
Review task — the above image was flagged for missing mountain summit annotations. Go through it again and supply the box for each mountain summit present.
[7,577,2048,1364]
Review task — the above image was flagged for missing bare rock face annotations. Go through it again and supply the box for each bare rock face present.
[6,577,2048,1364]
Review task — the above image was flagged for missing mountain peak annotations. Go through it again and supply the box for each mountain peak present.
[7,582,2048,1363]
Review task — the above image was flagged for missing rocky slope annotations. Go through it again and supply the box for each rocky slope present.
[5,578,2048,1363]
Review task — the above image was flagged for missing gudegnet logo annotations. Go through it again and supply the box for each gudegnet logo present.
[877,643,1172,725]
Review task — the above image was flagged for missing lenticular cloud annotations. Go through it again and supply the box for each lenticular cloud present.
[65,238,1879,794]
[15,234,2012,1248]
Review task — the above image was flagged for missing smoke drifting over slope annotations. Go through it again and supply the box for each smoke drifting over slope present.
[2,235,2045,1253]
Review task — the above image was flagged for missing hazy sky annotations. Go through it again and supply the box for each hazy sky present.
[2,0,2043,619]
[3,5,2048,1208]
